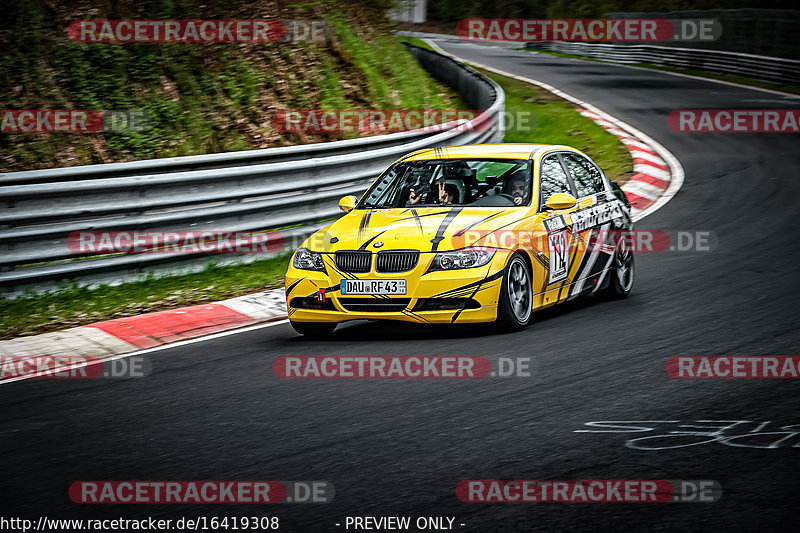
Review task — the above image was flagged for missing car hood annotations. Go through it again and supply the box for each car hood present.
[307,206,524,253]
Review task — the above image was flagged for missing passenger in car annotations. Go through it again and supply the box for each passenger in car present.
[407,182,459,205]
[437,182,459,204]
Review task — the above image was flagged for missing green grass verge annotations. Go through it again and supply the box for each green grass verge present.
[529,48,800,96]
[0,254,291,340]
[1,2,465,171]
[396,36,436,52]
[331,14,461,110]
[473,67,633,183]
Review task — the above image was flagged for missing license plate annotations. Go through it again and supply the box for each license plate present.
[340,279,406,295]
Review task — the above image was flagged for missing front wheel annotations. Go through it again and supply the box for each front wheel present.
[604,236,635,299]
[495,254,533,331]
[290,321,337,337]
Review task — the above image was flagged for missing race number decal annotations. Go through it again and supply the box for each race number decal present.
[548,230,569,284]
[543,215,567,232]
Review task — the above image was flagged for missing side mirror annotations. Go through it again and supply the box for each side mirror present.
[339,195,357,213]
[544,193,577,211]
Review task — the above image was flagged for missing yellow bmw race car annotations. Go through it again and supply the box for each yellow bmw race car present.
[284,143,634,336]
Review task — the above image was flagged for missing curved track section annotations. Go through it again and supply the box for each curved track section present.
[2,41,799,531]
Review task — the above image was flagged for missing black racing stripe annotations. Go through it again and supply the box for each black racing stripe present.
[358,211,372,240]
[325,256,357,280]
[438,282,499,299]
[557,231,582,299]
[433,269,504,298]
[358,230,387,251]
[430,207,463,252]
[366,294,390,300]
[403,309,430,323]
[531,251,548,270]
[411,208,424,233]
[452,211,505,237]
[396,211,450,222]
[451,285,482,324]
[285,278,305,296]
[569,232,594,280]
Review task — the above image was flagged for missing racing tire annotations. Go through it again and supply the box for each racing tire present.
[495,254,533,331]
[603,235,635,299]
[290,321,337,337]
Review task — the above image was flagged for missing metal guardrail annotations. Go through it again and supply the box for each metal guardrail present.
[0,44,505,297]
[525,41,800,86]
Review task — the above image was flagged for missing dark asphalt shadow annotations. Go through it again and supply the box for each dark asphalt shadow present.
[284,291,618,343]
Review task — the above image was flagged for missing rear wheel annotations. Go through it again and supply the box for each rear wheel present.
[604,235,635,299]
[290,321,337,337]
[495,254,533,331]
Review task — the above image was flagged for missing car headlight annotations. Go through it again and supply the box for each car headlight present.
[429,248,496,271]
[292,247,326,271]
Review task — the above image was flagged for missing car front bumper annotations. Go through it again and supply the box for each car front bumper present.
[284,251,509,324]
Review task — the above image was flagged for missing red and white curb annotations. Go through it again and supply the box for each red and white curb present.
[576,108,672,219]
[422,37,685,223]
[0,289,287,380]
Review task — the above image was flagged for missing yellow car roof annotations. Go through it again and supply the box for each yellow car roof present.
[402,143,573,161]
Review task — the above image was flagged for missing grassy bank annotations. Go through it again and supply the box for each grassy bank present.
[0,0,464,171]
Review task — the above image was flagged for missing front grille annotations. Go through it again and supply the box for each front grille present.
[289,297,336,311]
[339,298,411,313]
[376,251,419,273]
[413,298,481,312]
[335,251,371,273]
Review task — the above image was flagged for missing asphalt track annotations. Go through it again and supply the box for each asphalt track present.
[2,41,800,532]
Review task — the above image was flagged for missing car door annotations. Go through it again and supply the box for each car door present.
[533,152,582,309]
[559,152,617,296]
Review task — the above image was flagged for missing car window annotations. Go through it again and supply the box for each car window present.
[472,161,519,182]
[358,159,531,208]
[539,155,572,207]
[562,153,604,197]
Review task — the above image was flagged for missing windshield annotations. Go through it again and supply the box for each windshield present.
[358,159,532,209]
